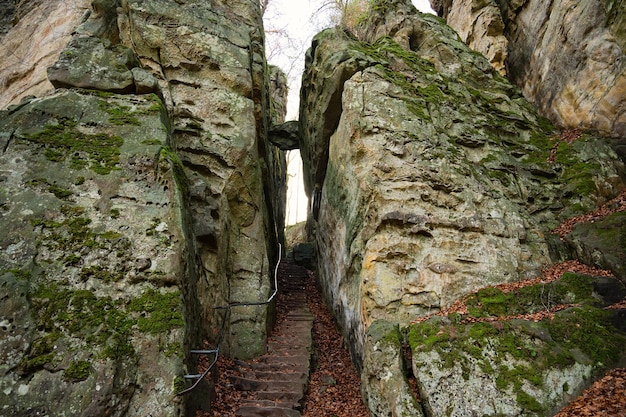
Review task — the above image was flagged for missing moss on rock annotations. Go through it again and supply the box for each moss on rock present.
[408,273,626,415]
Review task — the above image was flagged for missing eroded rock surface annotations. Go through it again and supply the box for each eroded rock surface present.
[435,0,626,137]
[299,0,625,414]
[0,89,187,417]
[1,0,286,415]
[0,0,90,109]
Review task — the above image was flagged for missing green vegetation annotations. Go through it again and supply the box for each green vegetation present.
[464,273,596,318]
[64,360,92,382]
[79,265,124,283]
[129,289,184,334]
[407,273,625,412]
[98,100,141,126]
[25,282,183,372]
[19,332,61,373]
[158,146,189,197]
[23,117,123,175]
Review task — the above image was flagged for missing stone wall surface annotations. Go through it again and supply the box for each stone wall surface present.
[117,0,281,360]
[434,0,626,137]
[0,0,91,109]
[0,89,188,417]
[0,0,285,415]
[299,0,626,414]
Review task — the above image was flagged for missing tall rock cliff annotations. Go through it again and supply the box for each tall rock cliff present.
[299,0,626,415]
[432,0,626,137]
[0,0,285,415]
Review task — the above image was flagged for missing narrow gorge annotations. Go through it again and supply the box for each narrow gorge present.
[0,0,624,416]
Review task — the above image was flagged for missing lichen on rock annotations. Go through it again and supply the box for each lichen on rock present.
[0,89,187,416]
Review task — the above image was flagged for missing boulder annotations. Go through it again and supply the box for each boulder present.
[0,89,189,416]
[269,120,300,150]
[563,211,626,282]
[47,36,154,94]
[409,274,626,416]
[436,0,626,137]
[299,1,625,370]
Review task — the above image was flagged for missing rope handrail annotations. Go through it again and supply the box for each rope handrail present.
[177,243,282,396]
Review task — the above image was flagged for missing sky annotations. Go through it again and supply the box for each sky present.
[264,0,436,225]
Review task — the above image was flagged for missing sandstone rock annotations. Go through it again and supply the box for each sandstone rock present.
[118,0,285,360]
[409,274,626,416]
[0,89,188,416]
[47,36,140,93]
[301,3,625,371]
[300,5,626,410]
[436,0,626,137]
[443,0,508,75]
[0,0,90,109]
[361,321,424,417]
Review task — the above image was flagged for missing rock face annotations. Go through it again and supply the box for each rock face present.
[299,0,626,414]
[0,0,286,415]
[434,0,626,137]
[116,0,283,360]
[0,0,90,109]
[0,90,188,416]
[407,273,626,416]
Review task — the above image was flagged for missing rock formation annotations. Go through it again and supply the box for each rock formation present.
[1,0,625,415]
[433,0,626,137]
[299,0,626,414]
[0,0,286,415]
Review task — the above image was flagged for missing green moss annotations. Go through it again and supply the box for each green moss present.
[466,288,511,317]
[141,139,162,145]
[410,291,625,412]
[547,306,624,365]
[80,265,123,283]
[4,268,31,280]
[23,118,123,175]
[128,289,183,334]
[173,376,186,394]
[48,185,73,200]
[559,272,594,302]
[110,208,120,219]
[19,332,60,373]
[158,146,189,197]
[408,321,449,350]
[516,391,545,412]
[164,342,183,357]
[64,360,92,382]
[20,352,55,373]
[98,100,141,126]
[74,176,86,186]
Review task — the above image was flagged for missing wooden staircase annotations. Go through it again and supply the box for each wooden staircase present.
[233,262,314,417]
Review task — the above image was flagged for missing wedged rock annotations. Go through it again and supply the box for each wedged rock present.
[269,120,300,150]
[436,0,626,137]
[0,89,189,416]
[299,0,625,372]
